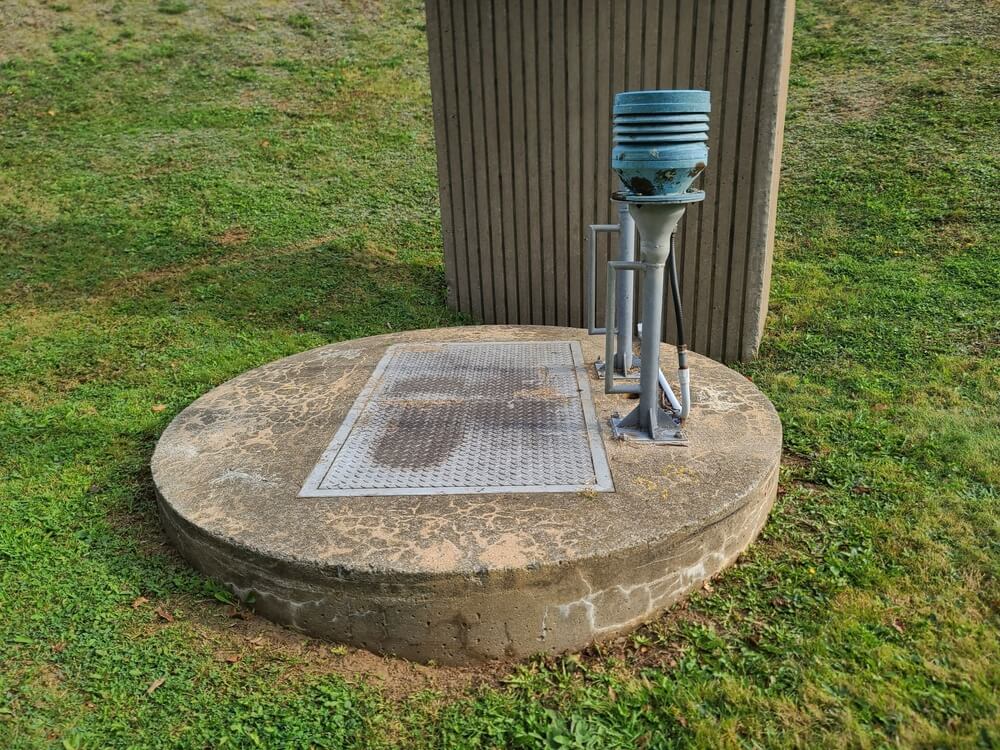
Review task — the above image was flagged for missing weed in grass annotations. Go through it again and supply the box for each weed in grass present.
[287,13,316,32]
[156,0,190,15]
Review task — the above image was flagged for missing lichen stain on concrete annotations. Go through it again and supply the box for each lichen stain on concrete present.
[210,469,273,487]
[476,532,533,569]
[415,539,463,572]
[156,441,200,460]
[693,383,745,412]
[316,348,363,360]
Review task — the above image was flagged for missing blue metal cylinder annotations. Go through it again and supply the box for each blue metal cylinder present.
[611,90,711,197]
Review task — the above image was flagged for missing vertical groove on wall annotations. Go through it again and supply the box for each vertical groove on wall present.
[550,0,566,325]
[524,0,542,323]
[424,0,458,309]
[579,0,595,327]
[425,0,793,362]
[679,0,695,347]
[480,1,506,322]
[696,0,731,357]
[440,0,469,313]
[491,0,517,322]
[562,0,575,326]
[727,0,767,361]
[685,0,715,352]
[466,1,494,323]
[510,0,531,322]
[534,0,551,324]
[453,0,483,320]
[719,0,750,360]
[685,0,711,351]
[668,0,695,345]
[594,0,612,324]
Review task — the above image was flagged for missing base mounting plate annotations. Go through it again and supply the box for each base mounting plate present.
[594,355,643,380]
[610,405,689,446]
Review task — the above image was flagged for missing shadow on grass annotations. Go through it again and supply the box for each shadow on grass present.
[102,232,464,339]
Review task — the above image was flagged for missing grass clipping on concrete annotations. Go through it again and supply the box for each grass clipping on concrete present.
[1,0,998,747]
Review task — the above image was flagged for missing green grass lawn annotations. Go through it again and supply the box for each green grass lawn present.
[1,0,997,747]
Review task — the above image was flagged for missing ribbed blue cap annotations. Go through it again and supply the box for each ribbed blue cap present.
[613,89,710,115]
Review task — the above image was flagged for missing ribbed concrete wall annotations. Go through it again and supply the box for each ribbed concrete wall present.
[425,0,794,362]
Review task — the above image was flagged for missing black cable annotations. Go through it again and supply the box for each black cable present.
[668,233,688,369]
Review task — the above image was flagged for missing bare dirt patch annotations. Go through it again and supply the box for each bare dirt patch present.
[781,452,812,469]
[89,232,342,299]
[214,227,251,247]
[183,599,511,701]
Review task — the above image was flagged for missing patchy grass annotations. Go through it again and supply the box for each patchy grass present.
[1,0,997,747]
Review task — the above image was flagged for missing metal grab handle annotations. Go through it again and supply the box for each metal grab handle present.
[585,223,619,334]
[605,260,644,395]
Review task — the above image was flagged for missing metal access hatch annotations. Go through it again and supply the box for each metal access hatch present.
[299,341,613,497]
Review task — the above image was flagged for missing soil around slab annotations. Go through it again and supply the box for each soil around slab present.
[152,325,782,665]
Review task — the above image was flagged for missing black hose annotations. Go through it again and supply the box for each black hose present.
[668,234,688,369]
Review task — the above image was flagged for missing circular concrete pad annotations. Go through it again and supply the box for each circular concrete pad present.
[153,326,781,664]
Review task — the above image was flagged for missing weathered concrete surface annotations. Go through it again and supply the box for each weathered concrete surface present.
[152,326,782,664]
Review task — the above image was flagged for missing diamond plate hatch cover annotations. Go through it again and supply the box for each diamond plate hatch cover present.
[299,341,614,496]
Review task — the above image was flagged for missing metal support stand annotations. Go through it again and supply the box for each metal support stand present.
[589,181,642,381]
[604,191,705,444]
[611,241,684,443]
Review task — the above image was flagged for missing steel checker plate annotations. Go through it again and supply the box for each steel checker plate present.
[299,341,614,496]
